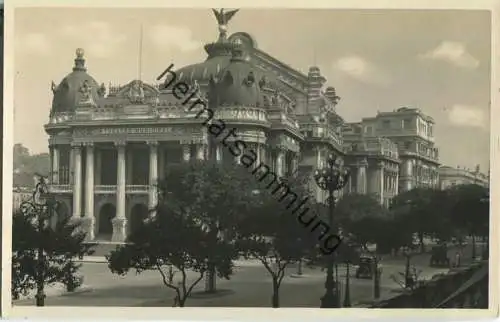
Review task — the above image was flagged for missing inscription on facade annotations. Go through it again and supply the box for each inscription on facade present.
[74,127,200,136]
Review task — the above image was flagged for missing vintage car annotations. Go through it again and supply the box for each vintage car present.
[355,254,382,279]
[429,245,450,267]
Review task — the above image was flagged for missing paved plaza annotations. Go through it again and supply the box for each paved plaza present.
[14,245,474,307]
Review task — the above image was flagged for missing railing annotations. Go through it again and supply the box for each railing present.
[369,261,488,308]
[48,184,72,193]
[125,185,149,194]
[49,106,271,124]
[94,185,116,194]
[302,124,343,148]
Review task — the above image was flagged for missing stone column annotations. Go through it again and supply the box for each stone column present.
[82,143,95,241]
[51,145,59,184]
[356,158,368,194]
[291,152,299,176]
[395,170,399,195]
[148,141,159,209]
[254,143,260,165]
[260,145,266,165]
[315,147,322,168]
[69,146,75,185]
[215,144,223,163]
[95,148,102,185]
[182,144,191,162]
[71,143,83,219]
[158,145,165,181]
[376,161,384,205]
[276,149,285,177]
[196,144,206,160]
[400,159,413,192]
[112,141,127,242]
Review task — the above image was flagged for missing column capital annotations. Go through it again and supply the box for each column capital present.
[114,140,127,148]
[357,158,368,167]
[70,142,83,149]
[83,142,94,148]
[376,160,385,169]
[146,140,159,147]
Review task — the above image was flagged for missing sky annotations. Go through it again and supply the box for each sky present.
[13,8,491,171]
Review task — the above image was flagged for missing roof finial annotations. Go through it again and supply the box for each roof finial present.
[73,48,86,72]
[211,8,239,42]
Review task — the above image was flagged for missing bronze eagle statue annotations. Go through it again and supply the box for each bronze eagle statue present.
[211,8,239,27]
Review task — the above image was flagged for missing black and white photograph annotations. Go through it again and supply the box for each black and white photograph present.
[3,0,498,319]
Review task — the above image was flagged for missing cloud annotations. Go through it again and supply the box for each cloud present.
[59,21,127,58]
[16,33,52,55]
[419,41,479,69]
[447,104,488,128]
[333,56,389,85]
[149,25,202,52]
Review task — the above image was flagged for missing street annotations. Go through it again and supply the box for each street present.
[14,244,476,308]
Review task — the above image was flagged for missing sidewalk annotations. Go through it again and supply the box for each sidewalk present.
[14,282,93,303]
[75,256,264,267]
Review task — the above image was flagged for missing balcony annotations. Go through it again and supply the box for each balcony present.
[94,185,150,194]
[94,185,117,194]
[302,124,343,149]
[48,184,72,193]
[125,185,149,194]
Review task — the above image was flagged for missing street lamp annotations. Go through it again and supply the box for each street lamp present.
[343,262,351,307]
[314,154,350,308]
[20,175,55,307]
[373,256,381,299]
[403,248,413,289]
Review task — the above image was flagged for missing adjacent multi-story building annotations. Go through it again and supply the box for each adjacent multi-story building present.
[349,107,440,192]
[439,165,489,189]
[43,9,440,243]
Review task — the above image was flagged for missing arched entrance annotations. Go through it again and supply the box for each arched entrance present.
[98,203,116,240]
[129,203,149,236]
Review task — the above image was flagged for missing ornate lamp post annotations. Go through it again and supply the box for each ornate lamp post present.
[403,248,413,289]
[314,154,350,308]
[373,256,381,299]
[343,262,351,307]
[20,175,55,307]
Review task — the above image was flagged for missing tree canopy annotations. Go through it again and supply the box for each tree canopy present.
[108,161,253,306]
[236,174,318,308]
[12,199,94,301]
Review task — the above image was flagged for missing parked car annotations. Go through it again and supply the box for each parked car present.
[355,254,382,279]
[429,245,450,267]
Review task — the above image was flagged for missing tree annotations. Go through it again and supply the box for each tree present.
[157,161,252,293]
[447,184,489,259]
[107,161,249,306]
[333,193,387,252]
[12,194,94,303]
[390,188,445,252]
[376,210,414,255]
[236,175,317,308]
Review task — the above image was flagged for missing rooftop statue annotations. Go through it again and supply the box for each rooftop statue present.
[211,8,239,41]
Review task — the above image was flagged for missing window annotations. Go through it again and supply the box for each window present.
[404,141,411,149]
[382,120,390,129]
[403,119,412,129]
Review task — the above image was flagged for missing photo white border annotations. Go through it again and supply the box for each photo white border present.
[3,0,499,319]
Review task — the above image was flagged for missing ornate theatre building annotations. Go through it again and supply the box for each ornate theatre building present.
[45,9,440,242]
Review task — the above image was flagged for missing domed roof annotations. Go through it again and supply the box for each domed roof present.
[211,39,278,107]
[50,48,101,115]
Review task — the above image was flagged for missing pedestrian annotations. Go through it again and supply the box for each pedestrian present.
[455,251,461,267]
